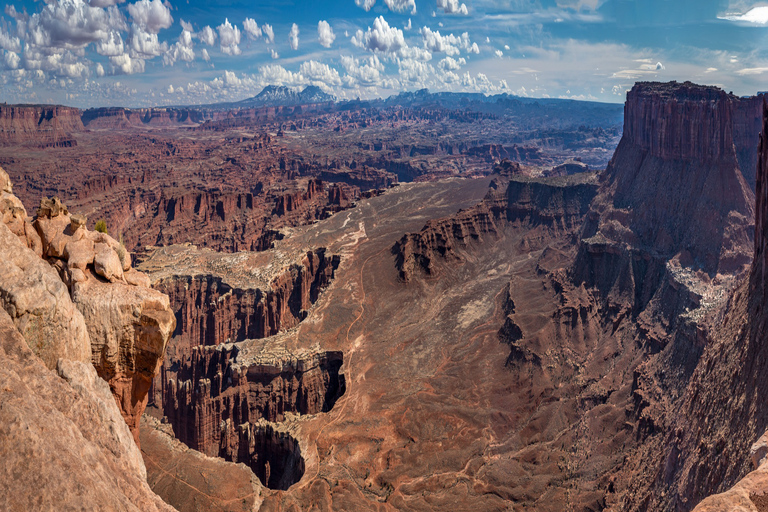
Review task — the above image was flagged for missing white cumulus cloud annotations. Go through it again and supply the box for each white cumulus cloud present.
[318,20,335,48]
[263,23,274,43]
[352,16,406,55]
[289,23,299,50]
[355,0,376,11]
[436,0,468,15]
[217,18,241,55]
[243,18,262,40]
[720,6,768,24]
[385,0,417,14]
[300,60,341,87]
[127,0,173,33]
[198,26,216,46]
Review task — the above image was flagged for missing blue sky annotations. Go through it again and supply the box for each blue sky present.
[1,0,768,107]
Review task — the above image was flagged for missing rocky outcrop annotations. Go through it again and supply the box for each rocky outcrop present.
[0,104,83,145]
[0,308,174,511]
[394,172,598,281]
[163,343,344,451]
[141,415,264,512]
[1,174,175,445]
[0,222,91,368]
[73,275,175,444]
[149,248,339,352]
[81,107,207,129]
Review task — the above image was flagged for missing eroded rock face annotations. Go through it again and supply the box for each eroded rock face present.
[394,172,598,281]
[1,176,175,445]
[74,274,176,444]
[631,100,768,511]
[163,341,345,464]
[0,309,173,512]
[145,247,339,353]
[572,82,755,332]
[140,416,264,512]
[0,222,91,369]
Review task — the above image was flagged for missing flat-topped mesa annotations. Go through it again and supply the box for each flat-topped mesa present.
[624,82,736,161]
[623,81,764,186]
[573,82,756,324]
[0,104,83,146]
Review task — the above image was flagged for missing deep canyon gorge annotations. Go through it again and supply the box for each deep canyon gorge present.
[3,80,768,512]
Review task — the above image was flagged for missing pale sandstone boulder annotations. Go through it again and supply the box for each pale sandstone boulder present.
[73,274,176,444]
[125,268,152,288]
[65,236,96,271]
[0,309,175,512]
[94,242,124,282]
[0,222,91,369]
[0,165,10,193]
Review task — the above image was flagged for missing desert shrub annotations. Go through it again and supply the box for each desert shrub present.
[94,219,108,234]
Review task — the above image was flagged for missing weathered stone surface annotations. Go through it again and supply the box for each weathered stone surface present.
[0,308,174,511]
[0,165,10,193]
[70,212,87,231]
[163,339,345,461]
[73,275,176,445]
[140,415,264,512]
[752,431,768,470]
[0,222,91,369]
[125,268,152,288]
[94,242,125,282]
[37,195,69,218]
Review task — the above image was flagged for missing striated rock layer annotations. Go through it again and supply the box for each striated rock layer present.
[394,168,598,281]
[143,245,340,354]
[0,104,83,146]
[1,170,175,445]
[162,340,344,460]
[625,100,768,510]
[624,81,764,187]
[0,303,174,511]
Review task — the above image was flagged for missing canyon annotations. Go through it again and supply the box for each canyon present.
[3,81,768,511]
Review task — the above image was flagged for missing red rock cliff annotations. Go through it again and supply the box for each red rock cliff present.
[621,102,768,511]
[154,248,339,353]
[0,104,83,145]
[162,342,344,468]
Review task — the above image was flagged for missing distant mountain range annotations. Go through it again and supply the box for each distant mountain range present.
[203,85,336,110]
[183,85,624,113]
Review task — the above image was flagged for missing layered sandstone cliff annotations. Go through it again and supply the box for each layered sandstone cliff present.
[141,415,265,511]
[140,244,339,354]
[572,82,755,331]
[0,170,175,444]
[628,100,768,511]
[394,169,598,281]
[0,104,83,146]
[162,340,344,484]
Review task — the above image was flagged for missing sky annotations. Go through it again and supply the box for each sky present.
[1,0,768,107]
